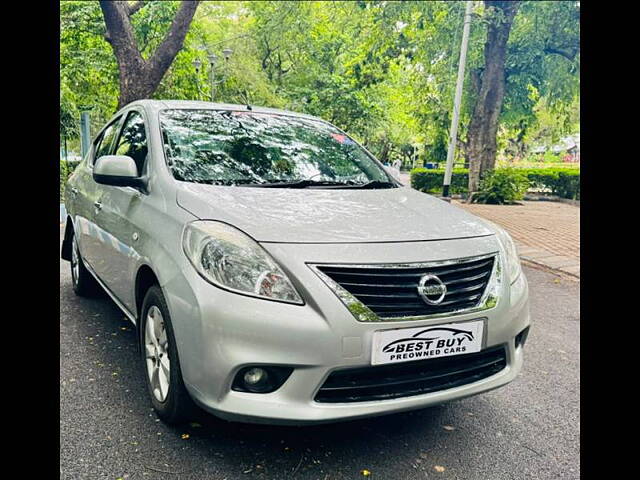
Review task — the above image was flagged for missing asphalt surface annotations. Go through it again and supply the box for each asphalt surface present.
[60,230,580,480]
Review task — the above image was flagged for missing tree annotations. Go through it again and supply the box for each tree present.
[467,1,521,194]
[60,1,578,167]
[99,0,199,108]
[467,0,579,192]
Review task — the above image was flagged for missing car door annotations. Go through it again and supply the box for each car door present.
[76,116,123,275]
[91,109,150,311]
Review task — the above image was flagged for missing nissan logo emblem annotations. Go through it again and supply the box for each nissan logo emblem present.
[417,274,447,305]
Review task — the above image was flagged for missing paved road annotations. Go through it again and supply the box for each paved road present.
[60,234,579,479]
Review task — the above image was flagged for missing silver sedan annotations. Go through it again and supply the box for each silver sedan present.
[62,100,530,425]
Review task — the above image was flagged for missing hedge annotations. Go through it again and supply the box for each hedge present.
[411,167,580,200]
[410,168,470,194]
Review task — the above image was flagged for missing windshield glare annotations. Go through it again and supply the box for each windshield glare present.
[159,109,392,186]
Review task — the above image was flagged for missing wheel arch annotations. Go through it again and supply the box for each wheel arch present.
[61,216,75,261]
[135,264,161,320]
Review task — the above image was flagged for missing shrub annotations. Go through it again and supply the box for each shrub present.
[521,168,558,191]
[519,168,580,199]
[556,170,580,200]
[473,168,530,205]
[410,168,469,194]
[410,167,579,200]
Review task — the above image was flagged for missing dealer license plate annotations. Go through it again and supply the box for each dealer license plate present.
[371,320,485,366]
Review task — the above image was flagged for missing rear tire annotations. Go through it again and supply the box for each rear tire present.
[140,285,196,425]
[70,232,99,297]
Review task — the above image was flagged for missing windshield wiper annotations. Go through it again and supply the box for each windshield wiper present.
[242,179,398,189]
[336,180,398,189]
[243,179,357,188]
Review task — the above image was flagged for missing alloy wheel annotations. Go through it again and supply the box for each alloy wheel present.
[145,305,171,402]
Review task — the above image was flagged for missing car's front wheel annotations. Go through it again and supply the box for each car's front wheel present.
[140,285,196,424]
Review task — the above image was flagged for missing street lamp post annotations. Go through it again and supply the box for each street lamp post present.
[442,0,474,200]
[207,53,218,102]
[192,58,203,100]
[78,105,93,159]
[193,47,233,102]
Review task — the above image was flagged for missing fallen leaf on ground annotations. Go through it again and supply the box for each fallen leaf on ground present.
[181,433,190,439]
[360,469,371,476]
[434,465,445,473]
[443,425,455,431]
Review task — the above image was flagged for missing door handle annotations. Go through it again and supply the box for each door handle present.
[94,201,102,211]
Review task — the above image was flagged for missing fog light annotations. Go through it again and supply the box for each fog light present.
[244,367,268,387]
[232,366,294,393]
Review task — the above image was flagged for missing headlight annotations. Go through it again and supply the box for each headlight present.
[182,221,303,304]
[484,221,522,284]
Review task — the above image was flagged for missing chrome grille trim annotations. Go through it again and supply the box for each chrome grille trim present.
[308,253,501,322]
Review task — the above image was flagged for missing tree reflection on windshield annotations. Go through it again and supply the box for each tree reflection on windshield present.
[159,109,392,187]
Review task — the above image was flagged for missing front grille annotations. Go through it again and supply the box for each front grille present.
[315,347,507,403]
[317,255,496,319]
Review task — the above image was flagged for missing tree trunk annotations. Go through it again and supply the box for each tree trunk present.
[467,1,520,194]
[379,141,391,163]
[100,1,199,109]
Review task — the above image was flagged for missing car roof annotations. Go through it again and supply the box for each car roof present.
[120,99,326,124]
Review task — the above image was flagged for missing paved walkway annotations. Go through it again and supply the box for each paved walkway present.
[396,172,580,279]
[453,200,580,279]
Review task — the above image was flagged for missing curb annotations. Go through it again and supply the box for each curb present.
[517,243,580,280]
[523,194,580,207]
[520,257,580,281]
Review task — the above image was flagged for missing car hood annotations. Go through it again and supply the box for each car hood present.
[176,183,493,243]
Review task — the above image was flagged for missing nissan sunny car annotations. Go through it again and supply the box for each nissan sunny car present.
[62,100,530,425]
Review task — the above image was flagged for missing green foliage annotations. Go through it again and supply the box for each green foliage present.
[411,168,469,194]
[60,1,579,171]
[60,1,119,130]
[60,160,80,198]
[542,151,561,163]
[411,167,579,200]
[555,171,580,200]
[473,168,530,205]
[521,167,580,199]
[501,2,580,126]
[60,79,79,139]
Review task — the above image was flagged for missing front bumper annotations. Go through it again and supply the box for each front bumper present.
[163,236,530,425]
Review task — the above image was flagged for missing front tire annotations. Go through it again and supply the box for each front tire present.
[140,285,196,424]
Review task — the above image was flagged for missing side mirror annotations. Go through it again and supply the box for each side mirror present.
[93,155,147,192]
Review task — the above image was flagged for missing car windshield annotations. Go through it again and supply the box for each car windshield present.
[159,109,395,187]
